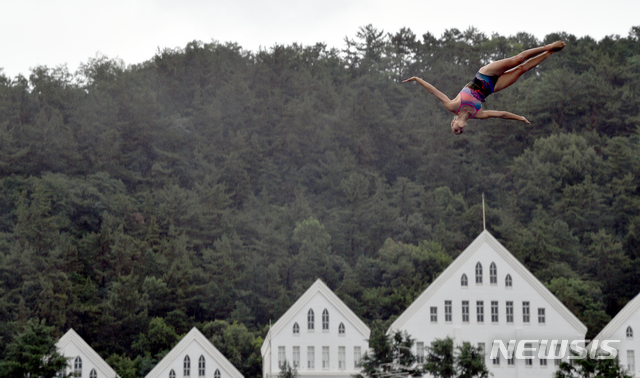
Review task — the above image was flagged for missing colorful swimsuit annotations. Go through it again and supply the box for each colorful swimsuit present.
[457,72,500,118]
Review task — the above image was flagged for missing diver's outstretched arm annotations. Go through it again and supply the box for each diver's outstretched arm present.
[475,109,530,124]
[403,77,457,112]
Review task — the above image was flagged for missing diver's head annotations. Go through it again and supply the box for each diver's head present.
[451,115,466,135]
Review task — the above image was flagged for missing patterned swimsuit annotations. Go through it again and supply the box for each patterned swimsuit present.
[457,72,500,118]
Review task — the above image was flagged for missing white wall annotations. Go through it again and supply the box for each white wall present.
[396,241,585,378]
[606,309,640,376]
[152,339,232,378]
[58,342,115,378]
[266,291,369,378]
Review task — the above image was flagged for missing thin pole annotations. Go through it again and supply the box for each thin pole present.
[269,319,272,378]
[482,193,486,231]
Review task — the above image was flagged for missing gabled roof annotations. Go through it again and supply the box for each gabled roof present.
[592,291,640,341]
[389,230,587,335]
[261,279,370,356]
[145,327,244,378]
[56,328,118,378]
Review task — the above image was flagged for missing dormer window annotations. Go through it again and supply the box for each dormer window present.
[74,357,82,377]
[490,263,497,284]
[322,309,329,330]
[184,355,191,376]
[198,355,205,376]
[475,263,483,284]
[308,309,315,330]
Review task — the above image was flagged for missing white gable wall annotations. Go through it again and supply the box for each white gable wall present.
[149,339,233,378]
[592,293,640,376]
[390,232,586,378]
[262,280,370,378]
[58,342,115,378]
[608,319,639,376]
[145,327,244,378]
[56,329,118,378]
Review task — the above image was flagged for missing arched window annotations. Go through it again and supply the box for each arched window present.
[322,309,329,330]
[490,263,497,284]
[90,369,97,378]
[308,309,315,330]
[198,355,205,376]
[339,322,345,335]
[505,274,512,287]
[475,262,483,284]
[169,370,176,378]
[214,369,221,378]
[293,322,300,334]
[627,326,634,338]
[184,355,191,376]
[74,356,82,377]
[461,274,468,287]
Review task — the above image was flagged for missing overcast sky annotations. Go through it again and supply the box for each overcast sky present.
[2,0,639,79]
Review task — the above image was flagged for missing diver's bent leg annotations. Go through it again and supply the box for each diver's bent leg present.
[493,51,552,92]
[479,41,564,76]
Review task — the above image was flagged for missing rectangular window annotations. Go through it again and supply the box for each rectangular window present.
[523,302,530,323]
[462,301,469,323]
[524,343,533,366]
[492,349,500,366]
[445,301,452,322]
[279,346,286,369]
[322,346,330,369]
[628,350,635,372]
[293,346,300,368]
[477,301,484,323]
[308,346,315,369]
[338,347,345,369]
[430,306,438,322]
[540,357,547,366]
[491,301,499,323]
[354,347,361,368]
[555,344,561,366]
[478,343,485,358]
[538,308,546,324]
[417,342,424,364]
[508,354,515,366]
[506,301,513,323]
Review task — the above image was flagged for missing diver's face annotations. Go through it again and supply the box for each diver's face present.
[451,118,466,135]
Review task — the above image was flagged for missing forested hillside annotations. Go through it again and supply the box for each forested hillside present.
[1,25,639,376]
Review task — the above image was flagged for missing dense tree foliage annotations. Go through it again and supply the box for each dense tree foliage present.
[1,25,639,376]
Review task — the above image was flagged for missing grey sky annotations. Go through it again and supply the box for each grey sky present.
[2,0,639,79]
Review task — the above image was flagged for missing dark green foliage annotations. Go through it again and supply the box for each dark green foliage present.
[354,329,423,378]
[278,361,298,378]
[554,351,631,378]
[0,318,69,378]
[201,319,263,378]
[1,25,640,377]
[424,337,488,378]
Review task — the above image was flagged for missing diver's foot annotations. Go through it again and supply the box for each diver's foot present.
[548,41,565,52]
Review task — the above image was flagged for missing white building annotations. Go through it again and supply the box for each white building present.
[56,328,118,378]
[261,279,370,378]
[389,230,587,378]
[145,327,244,378]
[591,292,640,376]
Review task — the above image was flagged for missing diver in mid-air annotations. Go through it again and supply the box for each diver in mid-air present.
[403,40,565,134]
